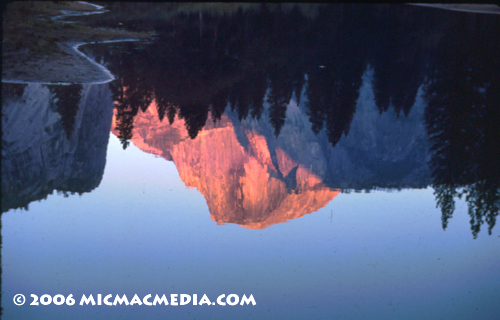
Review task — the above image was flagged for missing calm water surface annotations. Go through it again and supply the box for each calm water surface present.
[2,4,500,319]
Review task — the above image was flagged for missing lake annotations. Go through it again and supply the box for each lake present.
[2,3,499,319]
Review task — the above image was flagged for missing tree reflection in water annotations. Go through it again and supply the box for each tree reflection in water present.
[424,13,500,238]
[4,4,498,235]
[48,84,82,138]
[79,4,500,235]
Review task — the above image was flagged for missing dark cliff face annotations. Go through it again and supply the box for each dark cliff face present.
[1,83,114,213]
[322,69,432,190]
[238,69,432,192]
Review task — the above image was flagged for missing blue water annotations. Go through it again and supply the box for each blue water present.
[3,3,500,319]
[3,134,499,319]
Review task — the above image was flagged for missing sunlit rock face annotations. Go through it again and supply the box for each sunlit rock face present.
[113,69,431,227]
[114,101,339,229]
[1,83,113,212]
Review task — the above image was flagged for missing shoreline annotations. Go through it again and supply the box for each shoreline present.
[408,4,500,15]
[51,1,107,20]
[2,39,149,85]
[2,2,151,85]
[5,3,499,86]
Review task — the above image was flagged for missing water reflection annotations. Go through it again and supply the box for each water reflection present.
[423,11,500,237]
[112,99,340,228]
[3,4,500,236]
[1,83,113,212]
[48,84,83,138]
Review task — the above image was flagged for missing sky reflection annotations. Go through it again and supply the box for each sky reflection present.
[2,134,499,320]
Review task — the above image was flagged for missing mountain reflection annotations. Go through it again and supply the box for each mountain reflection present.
[113,101,340,228]
[92,4,497,233]
[3,4,499,235]
[1,83,114,212]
